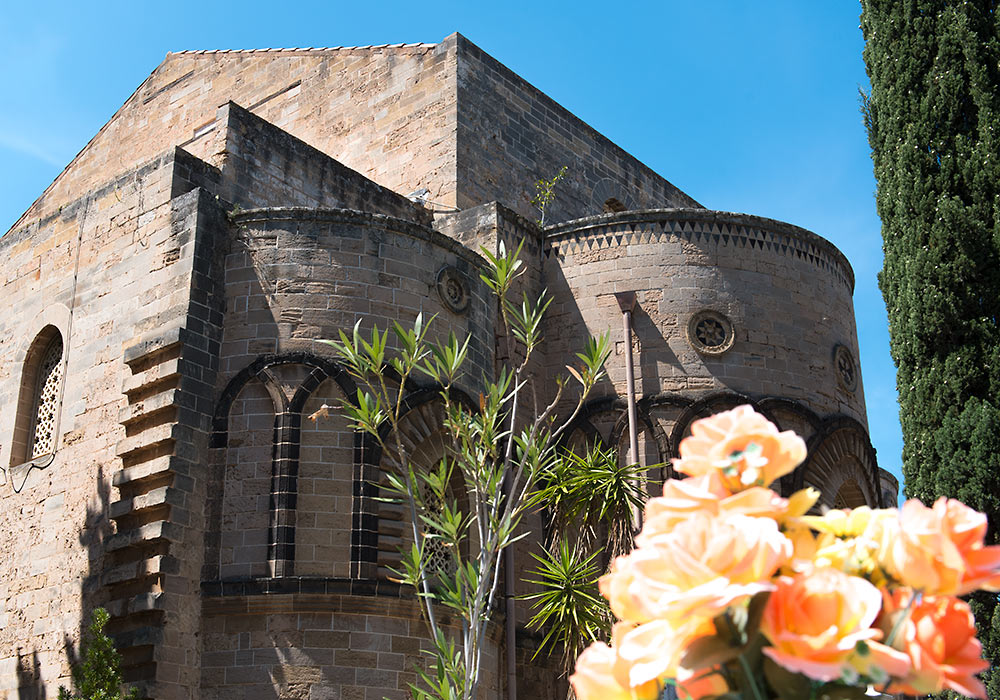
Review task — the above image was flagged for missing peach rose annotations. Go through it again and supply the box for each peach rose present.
[641,476,817,545]
[673,405,806,490]
[600,554,652,624]
[570,638,659,700]
[616,511,791,625]
[882,590,988,698]
[641,473,729,539]
[761,568,905,682]
[614,619,713,691]
[881,497,1000,594]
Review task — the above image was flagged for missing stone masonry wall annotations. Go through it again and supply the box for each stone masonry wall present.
[454,34,700,224]
[11,33,699,239]
[13,42,457,232]
[200,593,502,700]
[542,209,866,426]
[0,149,218,698]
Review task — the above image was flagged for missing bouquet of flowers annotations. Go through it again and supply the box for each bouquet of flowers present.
[570,405,1000,700]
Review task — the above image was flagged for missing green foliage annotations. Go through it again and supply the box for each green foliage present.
[523,540,610,666]
[530,166,568,227]
[861,1,1000,694]
[323,240,610,700]
[523,443,648,681]
[59,608,139,700]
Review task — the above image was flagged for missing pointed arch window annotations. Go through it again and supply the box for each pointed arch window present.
[28,334,64,458]
[11,328,65,466]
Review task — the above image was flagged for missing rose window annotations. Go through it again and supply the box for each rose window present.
[686,311,735,355]
[436,266,469,314]
[834,345,858,393]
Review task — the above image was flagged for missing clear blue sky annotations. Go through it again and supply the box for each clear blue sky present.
[0,1,903,496]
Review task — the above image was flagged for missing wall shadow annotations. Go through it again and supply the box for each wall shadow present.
[15,649,46,700]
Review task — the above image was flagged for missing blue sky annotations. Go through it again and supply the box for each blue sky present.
[0,1,903,495]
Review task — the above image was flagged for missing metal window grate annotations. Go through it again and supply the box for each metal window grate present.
[29,336,63,458]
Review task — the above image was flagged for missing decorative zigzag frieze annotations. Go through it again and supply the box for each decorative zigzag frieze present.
[542,214,853,291]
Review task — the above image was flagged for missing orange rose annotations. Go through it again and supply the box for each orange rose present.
[882,590,988,698]
[675,668,730,700]
[761,568,903,682]
[618,511,791,625]
[672,405,806,489]
[882,498,1000,594]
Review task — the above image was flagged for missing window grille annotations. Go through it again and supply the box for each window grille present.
[28,335,63,458]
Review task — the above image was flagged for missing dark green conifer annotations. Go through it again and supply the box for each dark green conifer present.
[861,1,1000,694]
[59,608,139,700]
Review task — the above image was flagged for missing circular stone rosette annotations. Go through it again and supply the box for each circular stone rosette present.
[436,266,469,314]
[686,310,735,355]
[833,344,858,393]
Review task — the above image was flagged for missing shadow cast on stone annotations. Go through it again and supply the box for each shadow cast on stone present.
[60,463,113,694]
[16,649,46,700]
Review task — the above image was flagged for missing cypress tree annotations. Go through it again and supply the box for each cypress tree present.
[861,1,1000,693]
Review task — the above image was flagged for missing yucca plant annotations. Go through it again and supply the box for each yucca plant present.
[523,539,611,671]
[524,444,648,686]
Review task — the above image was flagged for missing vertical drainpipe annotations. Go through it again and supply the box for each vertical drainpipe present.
[615,292,640,466]
[506,538,516,700]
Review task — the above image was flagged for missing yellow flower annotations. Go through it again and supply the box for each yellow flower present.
[802,506,897,582]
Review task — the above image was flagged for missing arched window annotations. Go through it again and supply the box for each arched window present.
[11,328,64,466]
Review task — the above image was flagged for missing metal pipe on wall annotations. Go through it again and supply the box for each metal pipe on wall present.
[615,292,640,466]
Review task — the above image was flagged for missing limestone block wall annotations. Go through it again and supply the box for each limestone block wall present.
[454,35,700,223]
[205,207,494,579]
[14,42,457,230]
[199,593,502,700]
[544,209,865,419]
[13,33,698,240]
[541,209,880,507]
[200,208,504,699]
[215,208,493,379]
[0,148,222,698]
[208,102,431,225]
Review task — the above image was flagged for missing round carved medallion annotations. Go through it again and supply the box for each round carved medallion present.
[436,266,469,314]
[834,344,858,393]
[686,310,735,355]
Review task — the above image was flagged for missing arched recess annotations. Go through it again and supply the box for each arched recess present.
[568,397,668,473]
[3,304,71,482]
[559,396,670,537]
[208,353,357,580]
[213,377,276,579]
[373,392,470,581]
[296,377,354,578]
[832,478,867,510]
[795,418,881,509]
[668,391,756,455]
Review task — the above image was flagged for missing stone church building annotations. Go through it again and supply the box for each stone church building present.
[0,33,896,700]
